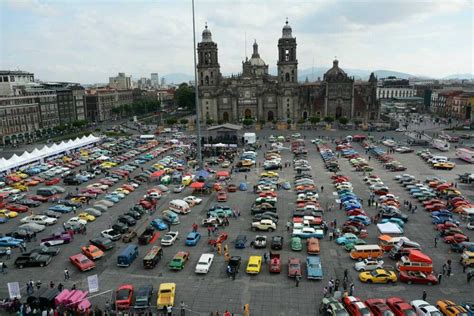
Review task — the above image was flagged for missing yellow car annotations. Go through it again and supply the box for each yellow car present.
[359,269,397,283]
[241,160,253,167]
[246,256,262,274]
[71,197,87,204]
[0,209,19,218]
[433,162,455,170]
[436,300,468,316]
[78,213,96,222]
[14,172,28,179]
[62,156,72,162]
[260,171,279,178]
[11,183,28,191]
[115,188,130,195]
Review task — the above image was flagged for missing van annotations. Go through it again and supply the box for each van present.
[37,188,56,197]
[378,235,410,252]
[168,200,190,215]
[117,245,139,267]
[143,246,163,269]
[350,245,383,261]
[389,240,421,260]
[460,251,474,267]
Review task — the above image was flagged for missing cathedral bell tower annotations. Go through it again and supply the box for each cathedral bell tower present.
[277,19,298,84]
[197,23,220,87]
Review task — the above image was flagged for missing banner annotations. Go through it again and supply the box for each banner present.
[87,275,99,293]
[7,282,21,299]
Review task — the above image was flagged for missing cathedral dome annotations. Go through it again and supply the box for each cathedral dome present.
[249,40,266,66]
[202,24,213,42]
[324,59,348,80]
[282,19,293,38]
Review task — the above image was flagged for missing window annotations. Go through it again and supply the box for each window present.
[285,73,290,82]
[285,49,290,61]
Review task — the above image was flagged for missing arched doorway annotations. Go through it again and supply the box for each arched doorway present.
[244,109,252,119]
[303,111,308,120]
[267,111,274,122]
[223,112,229,122]
[335,107,343,119]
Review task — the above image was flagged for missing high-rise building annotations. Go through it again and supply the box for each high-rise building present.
[109,72,132,90]
[151,73,159,88]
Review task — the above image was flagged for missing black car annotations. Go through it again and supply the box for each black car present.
[234,235,247,249]
[24,246,60,257]
[138,227,155,245]
[250,204,277,215]
[379,210,409,222]
[134,285,153,309]
[118,215,137,226]
[253,212,279,223]
[41,210,61,219]
[271,236,284,250]
[227,255,241,279]
[90,237,115,251]
[15,254,52,268]
[112,222,129,234]
[63,177,81,185]
[131,205,146,215]
[7,229,36,240]
[124,210,142,220]
[17,199,41,207]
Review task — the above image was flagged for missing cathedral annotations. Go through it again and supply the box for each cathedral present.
[197,20,380,124]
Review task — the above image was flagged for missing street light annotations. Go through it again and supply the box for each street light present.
[192,0,203,169]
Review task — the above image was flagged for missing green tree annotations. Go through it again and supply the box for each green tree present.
[180,118,189,125]
[243,118,254,126]
[309,116,320,125]
[297,118,306,124]
[338,117,349,125]
[324,116,334,123]
[206,118,214,125]
[166,118,178,125]
[111,107,121,116]
[174,83,195,111]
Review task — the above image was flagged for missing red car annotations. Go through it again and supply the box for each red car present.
[99,179,115,186]
[444,234,469,244]
[208,232,228,246]
[399,271,439,285]
[69,254,95,271]
[269,253,281,273]
[422,199,444,206]
[365,299,394,316]
[115,284,134,310]
[6,204,29,213]
[45,178,61,186]
[28,195,49,202]
[386,297,416,316]
[425,203,446,212]
[122,184,135,192]
[31,176,45,183]
[288,257,302,278]
[436,222,458,231]
[347,209,368,216]
[217,191,227,202]
[343,296,373,316]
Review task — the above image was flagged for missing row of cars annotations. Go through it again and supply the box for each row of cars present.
[363,140,407,171]
[417,150,456,170]
[320,296,472,316]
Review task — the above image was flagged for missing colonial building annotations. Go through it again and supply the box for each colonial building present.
[197,21,380,124]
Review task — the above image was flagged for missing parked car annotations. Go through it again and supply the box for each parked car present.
[185,232,201,246]
[306,256,323,280]
[15,254,52,268]
[89,237,115,251]
[69,253,95,271]
[161,231,179,246]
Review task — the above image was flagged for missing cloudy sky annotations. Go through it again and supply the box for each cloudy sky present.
[1,0,472,83]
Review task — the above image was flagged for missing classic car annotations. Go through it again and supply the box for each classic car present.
[138,227,156,245]
[101,229,121,241]
[234,234,247,249]
[15,254,52,268]
[151,218,169,231]
[306,256,323,280]
[288,257,302,278]
[48,204,73,213]
[185,232,201,246]
[122,230,138,243]
[69,253,95,271]
[115,284,134,310]
[161,231,179,246]
[0,236,25,247]
[399,271,438,285]
[81,245,105,260]
[169,251,190,270]
[359,269,397,283]
[253,235,267,248]
[271,235,284,250]
[89,237,115,251]
[291,236,303,251]
[354,259,384,272]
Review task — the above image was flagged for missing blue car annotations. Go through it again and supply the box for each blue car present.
[431,210,452,217]
[348,215,371,226]
[151,218,168,231]
[0,217,8,224]
[336,233,359,245]
[380,217,405,228]
[185,232,201,246]
[0,237,25,247]
[234,235,247,249]
[239,183,248,191]
[49,204,73,213]
[432,216,453,225]
[105,195,120,203]
[306,256,323,280]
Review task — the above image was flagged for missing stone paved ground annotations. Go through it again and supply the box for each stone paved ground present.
[1,125,473,315]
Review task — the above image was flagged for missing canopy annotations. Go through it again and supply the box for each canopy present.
[190,182,205,189]
[377,222,403,234]
[150,170,165,178]
[408,249,432,263]
[216,171,230,178]
[1,134,101,172]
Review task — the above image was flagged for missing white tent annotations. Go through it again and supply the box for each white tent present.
[377,222,403,234]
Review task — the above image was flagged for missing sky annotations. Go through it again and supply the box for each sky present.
[0,0,472,83]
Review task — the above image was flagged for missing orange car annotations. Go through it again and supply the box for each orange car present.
[25,179,40,186]
[307,238,320,255]
[81,245,104,260]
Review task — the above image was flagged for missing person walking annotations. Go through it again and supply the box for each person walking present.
[434,236,438,248]
[438,273,443,284]
[64,268,70,280]
[263,252,268,263]
[422,291,427,300]
[6,247,11,259]
[295,274,301,287]
[320,185,324,193]
[349,282,354,296]
[323,287,328,298]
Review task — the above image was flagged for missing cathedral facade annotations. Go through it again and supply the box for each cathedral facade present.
[197,21,380,124]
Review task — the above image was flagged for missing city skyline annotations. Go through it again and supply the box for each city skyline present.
[1,0,472,83]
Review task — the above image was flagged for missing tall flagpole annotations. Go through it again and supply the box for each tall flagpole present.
[192,0,203,169]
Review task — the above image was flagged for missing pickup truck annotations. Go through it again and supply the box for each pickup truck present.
[269,253,281,273]
[157,283,176,310]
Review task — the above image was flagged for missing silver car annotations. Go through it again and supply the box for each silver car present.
[84,208,102,217]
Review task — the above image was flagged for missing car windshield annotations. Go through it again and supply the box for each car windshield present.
[163,236,172,241]
[289,264,299,269]
[116,289,130,300]
[335,310,350,316]
[172,258,182,263]
[404,311,416,316]
[382,311,395,316]
[360,308,371,316]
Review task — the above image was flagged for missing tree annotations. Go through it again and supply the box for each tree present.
[166,118,178,126]
[309,116,320,125]
[338,117,349,125]
[206,118,214,125]
[297,118,306,124]
[243,118,254,126]
[111,107,121,116]
[174,83,195,111]
[180,118,189,125]
[324,116,334,123]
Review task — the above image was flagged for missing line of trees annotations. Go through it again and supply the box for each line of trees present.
[111,98,161,117]
[174,83,195,111]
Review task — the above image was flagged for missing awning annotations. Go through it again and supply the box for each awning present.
[216,171,230,177]
[408,250,432,263]
[190,182,205,189]
[377,222,403,234]
[150,170,165,177]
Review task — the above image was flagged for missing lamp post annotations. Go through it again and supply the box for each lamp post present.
[192,0,203,169]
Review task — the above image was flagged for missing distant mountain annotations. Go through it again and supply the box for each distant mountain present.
[442,73,473,80]
[162,73,194,84]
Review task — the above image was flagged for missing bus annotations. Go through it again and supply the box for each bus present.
[456,148,474,163]
[396,249,433,273]
[378,235,410,252]
[432,139,450,152]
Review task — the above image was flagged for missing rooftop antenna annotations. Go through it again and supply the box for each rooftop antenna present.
[245,31,247,59]
[312,57,314,81]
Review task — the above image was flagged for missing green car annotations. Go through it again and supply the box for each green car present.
[169,251,190,270]
[291,236,303,251]
[344,239,366,252]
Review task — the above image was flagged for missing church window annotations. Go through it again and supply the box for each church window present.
[211,71,213,78]
[287,98,290,102]
[292,76,294,82]
[285,73,290,82]
[285,49,290,61]
[205,76,209,85]
[268,96,273,102]
[223,98,228,104]
[357,111,361,117]
[223,112,229,122]
[267,111,274,121]
[206,101,208,105]
[303,111,308,120]
[316,111,321,116]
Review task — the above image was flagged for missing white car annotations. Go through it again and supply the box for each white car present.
[411,300,442,316]
[354,259,384,272]
[87,183,109,190]
[21,215,57,226]
[183,196,202,206]
[19,222,46,233]
[161,231,179,246]
[101,229,121,241]
[395,127,407,132]
[66,217,88,226]
[173,185,185,193]
[467,222,474,230]
[195,253,214,274]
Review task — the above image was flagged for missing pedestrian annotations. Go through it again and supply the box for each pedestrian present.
[447,266,451,276]
[468,272,473,283]
[49,281,54,289]
[434,236,438,248]
[180,301,185,316]
[334,278,340,292]
[167,305,173,316]
[344,268,348,281]
[36,280,41,290]
[6,247,11,259]
[295,274,300,287]
[64,268,70,280]
[328,279,334,294]
[245,174,247,181]
[438,273,443,284]
[323,287,328,298]
[58,283,64,292]
[321,185,324,193]
[329,231,333,241]
[263,252,268,263]
[463,265,466,273]
[207,227,211,237]
[422,290,427,300]
[0,262,5,274]
[286,221,291,231]
[349,282,354,296]
[342,279,347,291]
